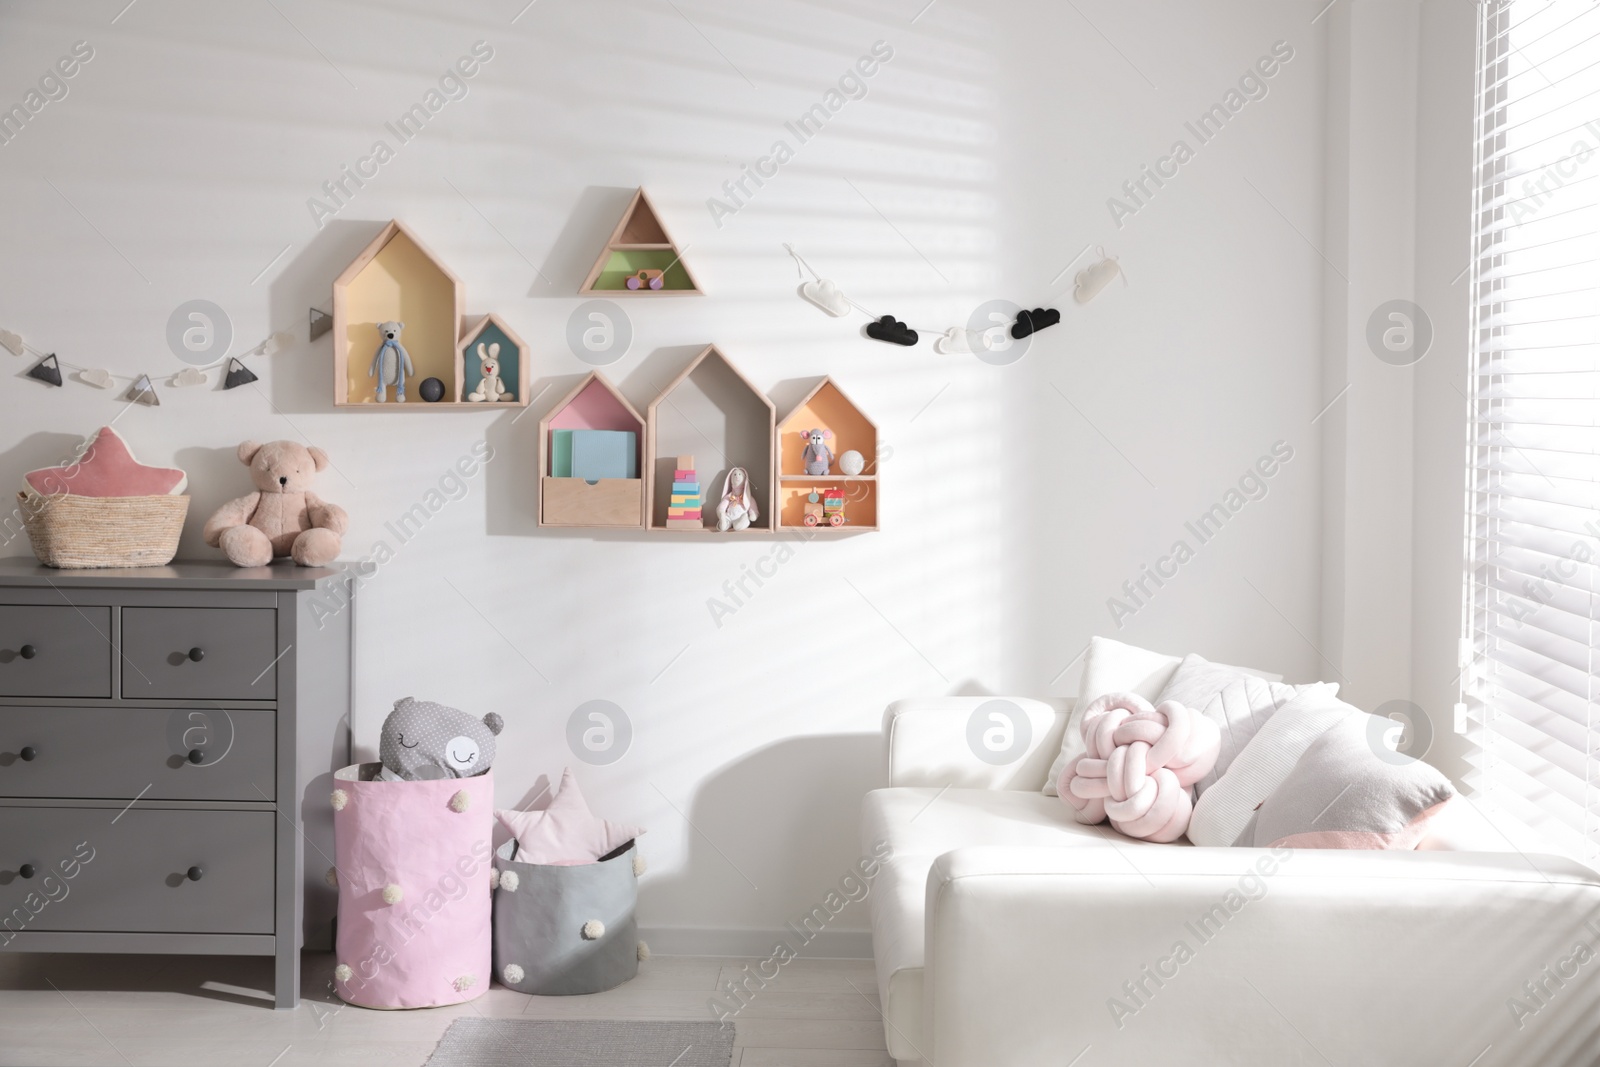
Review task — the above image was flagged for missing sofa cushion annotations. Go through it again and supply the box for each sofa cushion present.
[1044,637,1282,796]
[1187,683,1352,846]
[1157,655,1331,794]
[862,786,1164,1061]
[1236,711,1456,849]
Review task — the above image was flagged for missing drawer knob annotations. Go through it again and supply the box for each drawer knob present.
[18,645,36,660]
[18,746,37,762]
[186,866,205,882]
[188,647,205,662]
[18,864,35,879]
[187,749,204,765]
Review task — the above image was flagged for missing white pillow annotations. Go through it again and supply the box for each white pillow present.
[1156,654,1336,795]
[1043,637,1282,796]
[1185,683,1350,846]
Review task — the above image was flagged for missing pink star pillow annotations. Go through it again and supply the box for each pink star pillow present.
[496,768,643,866]
[24,426,187,498]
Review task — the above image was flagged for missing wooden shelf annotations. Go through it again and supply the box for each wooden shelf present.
[458,313,531,407]
[776,377,879,531]
[332,220,466,407]
[538,371,646,529]
[645,345,774,533]
[580,189,703,296]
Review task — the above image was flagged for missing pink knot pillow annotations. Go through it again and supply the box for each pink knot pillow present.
[1059,693,1220,842]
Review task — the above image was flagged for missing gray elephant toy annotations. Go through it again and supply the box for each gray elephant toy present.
[377,696,504,781]
[369,321,414,403]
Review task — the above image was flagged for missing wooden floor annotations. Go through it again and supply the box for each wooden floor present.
[0,951,891,1066]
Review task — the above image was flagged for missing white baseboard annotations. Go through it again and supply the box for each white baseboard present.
[638,925,874,959]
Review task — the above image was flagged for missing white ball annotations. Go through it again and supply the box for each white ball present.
[839,450,865,476]
[499,871,519,893]
[449,790,471,813]
[333,964,353,983]
[502,963,525,985]
[453,974,475,992]
[581,920,605,940]
[324,867,338,888]
[632,852,647,877]
[637,940,651,961]
[330,789,348,811]
[382,884,403,905]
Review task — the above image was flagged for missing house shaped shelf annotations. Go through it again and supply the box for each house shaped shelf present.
[333,220,469,408]
[776,377,878,531]
[539,371,647,528]
[646,345,774,532]
[580,189,702,296]
[458,313,531,407]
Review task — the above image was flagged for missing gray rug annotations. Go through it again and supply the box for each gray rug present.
[426,1019,734,1066]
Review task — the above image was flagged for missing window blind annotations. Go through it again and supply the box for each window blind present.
[1464,0,1600,862]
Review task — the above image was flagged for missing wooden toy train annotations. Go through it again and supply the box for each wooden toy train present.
[803,488,846,527]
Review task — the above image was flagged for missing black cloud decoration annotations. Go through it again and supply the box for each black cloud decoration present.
[866,315,918,346]
[1011,307,1061,339]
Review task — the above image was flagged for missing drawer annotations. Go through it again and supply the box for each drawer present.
[542,477,643,527]
[0,707,275,801]
[0,605,113,699]
[120,608,278,700]
[0,806,275,934]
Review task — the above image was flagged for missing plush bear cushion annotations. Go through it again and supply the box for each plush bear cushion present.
[1234,711,1456,849]
[496,768,643,866]
[23,426,186,497]
[378,697,503,781]
[1043,637,1281,797]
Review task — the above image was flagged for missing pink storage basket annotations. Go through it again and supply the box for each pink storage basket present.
[329,763,495,1009]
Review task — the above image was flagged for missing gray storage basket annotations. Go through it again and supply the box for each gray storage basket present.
[491,839,642,995]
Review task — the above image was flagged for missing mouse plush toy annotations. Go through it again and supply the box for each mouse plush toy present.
[377,697,505,782]
[800,428,834,475]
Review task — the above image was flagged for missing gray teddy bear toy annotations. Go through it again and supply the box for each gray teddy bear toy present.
[369,321,414,403]
[377,696,504,781]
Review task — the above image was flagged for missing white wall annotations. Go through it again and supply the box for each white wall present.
[0,0,1327,954]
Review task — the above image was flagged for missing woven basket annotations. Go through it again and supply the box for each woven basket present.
[19,491,189,569]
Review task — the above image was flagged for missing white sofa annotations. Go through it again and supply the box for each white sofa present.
[861,697,1600,1067]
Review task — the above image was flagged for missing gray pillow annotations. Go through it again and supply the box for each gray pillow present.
[1156,654,1317,794]
[1235,712,1455,849]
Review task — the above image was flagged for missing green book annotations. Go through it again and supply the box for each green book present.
[551,430,573,477]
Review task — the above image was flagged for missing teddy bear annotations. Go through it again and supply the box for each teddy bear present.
[378,697,505,781]
[369,321,414,403]
[202,440,348,567]
[467,342,512,402]
[800,428,834,475]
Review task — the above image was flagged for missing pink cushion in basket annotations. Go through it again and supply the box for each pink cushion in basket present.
[24,426,187,497]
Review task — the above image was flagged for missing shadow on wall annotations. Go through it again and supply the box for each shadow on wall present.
[640,733,884,951]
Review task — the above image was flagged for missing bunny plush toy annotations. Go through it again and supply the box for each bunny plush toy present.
[468,342,513,402]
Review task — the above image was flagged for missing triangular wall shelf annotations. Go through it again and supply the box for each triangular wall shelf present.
[580,189,703,296]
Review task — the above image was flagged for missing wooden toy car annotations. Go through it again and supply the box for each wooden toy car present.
[803,489,846,527]
[625,269,665,291]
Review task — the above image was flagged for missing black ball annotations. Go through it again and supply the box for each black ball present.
[419,377,445,403]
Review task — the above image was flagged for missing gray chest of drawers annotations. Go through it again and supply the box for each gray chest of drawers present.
[0,559,352,1009]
